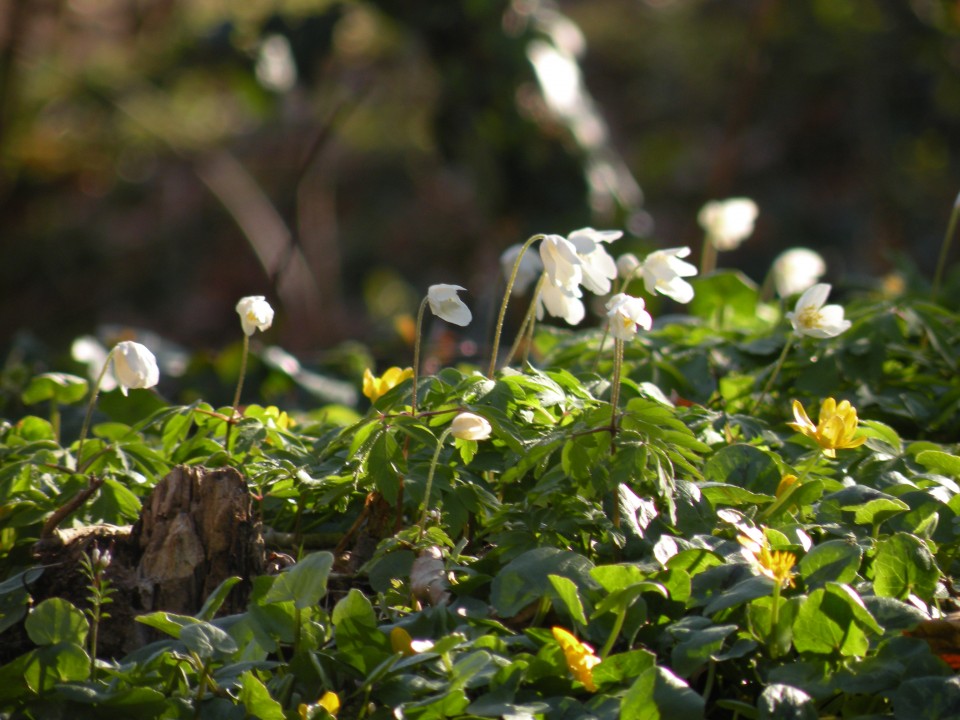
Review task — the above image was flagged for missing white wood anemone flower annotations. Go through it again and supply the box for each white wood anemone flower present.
[641,247,698,304]
[772,247,827,298]
[112,341,160,396]
[616,252,641,280]
[539,234,583,293]
[605,293,653,340]
[450,412,493,441]
[698,197,759,251]
[500,243,544,295]
[566,227,620,295]
[537,281,585,326]
[785,283,851,338]
[236,296,275,336]
[427,284,472,326]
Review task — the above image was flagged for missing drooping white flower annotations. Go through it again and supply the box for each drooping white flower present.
[539,234,582,292]
[427,284,472,326]
[236,296,275,336]
[641,247,698,304]
[450,412,492,441]
[112,341,160,396]
[616,252,641,280]
[698,198,758,251]
[500,243,544,295]
[785,283,851,338]
[566,227,620,295]
[772,248,827,298]
[605,293,653,340]
[537,282,585,325]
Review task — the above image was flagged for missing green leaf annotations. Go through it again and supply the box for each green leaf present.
[798,540,863,590]
[916,450,960,478]
[699,483,774,508]
[264,551,334,609]
[24,598,88,646]
[670,621,737,677]
[237,670,285,720]
[21,372,89,405]
[180,621,238,659]
[548,574,588,627]
[892,676,960,720]
[197,576,242,621]
[621,665,705,720]
[490,548,595,618]
[594,648,656,686]
[873,532,939,600]
[792,584,878,656]
[135,611,199,638]
[703,444,782,495]
[689,271,763,330]
[847,497,910,526]
[368,430,402,505]
[332,588,391,674]
[758,684,818,720]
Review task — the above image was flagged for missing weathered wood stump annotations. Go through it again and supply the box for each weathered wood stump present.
[4,464,265,660]
[132,464,264,617]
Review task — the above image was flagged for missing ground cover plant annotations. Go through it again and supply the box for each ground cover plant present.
[5,216,960,719]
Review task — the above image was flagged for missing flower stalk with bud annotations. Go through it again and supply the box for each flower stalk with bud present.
[413,285,472,414]
[80,542,114,680]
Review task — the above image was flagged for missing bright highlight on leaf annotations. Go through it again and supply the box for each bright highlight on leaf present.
[362,366,413,402]
[552,626,601,692]
[788,397,866,458]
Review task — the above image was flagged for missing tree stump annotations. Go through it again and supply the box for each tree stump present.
[132,464,265,617]
[3,465,265,661]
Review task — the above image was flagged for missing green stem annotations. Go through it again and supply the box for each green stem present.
[700,233,718,275]
[932,190,960,302]
[609,338,624,439]
[503,274,545,369]
[417,427,453,542]
[768,581,782,658]
[76,348,116,467]
[226,334,250,448]
[411,296,430,416]
[750,334,794,415]
[488,234,543,377]
[599,607,626,658]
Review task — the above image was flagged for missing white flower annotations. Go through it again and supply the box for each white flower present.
[427,284,472,326]
[772,248,827,298]
[539,234,582,291]
[537,282,585,325]
[605,293,653,340]
[785,283,851,338]
[500,244,544,295]
[450,412,492,441]
[616,253,641,280]
[698,198,758,251]
[236,296,275,336]
[112,341,160,396]
[641,247,698,304]
[566,227,620,295]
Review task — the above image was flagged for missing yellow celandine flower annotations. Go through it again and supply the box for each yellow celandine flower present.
[362,366,414,402]
[298,691,340,719]
[775,474,798,499]
[552,627,601,692]
[787,397,866,459]
[738,527,796,589]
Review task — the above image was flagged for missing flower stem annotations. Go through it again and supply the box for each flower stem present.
[488,234,543,378]
[700,234,718,275]
[503,274,545,369]
[599,606,626,659]
[768,581,782,658]
[226,333,250,448]
[417,427,453,542]
[932,190,960,302]
[750,334,794,415]
[609,338,624,438]
[76,348,116,467]
[411,296,430,416]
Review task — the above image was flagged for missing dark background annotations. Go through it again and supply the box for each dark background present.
[2,0,959,373]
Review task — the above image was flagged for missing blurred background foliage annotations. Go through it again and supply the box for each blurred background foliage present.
[2,0,960,406]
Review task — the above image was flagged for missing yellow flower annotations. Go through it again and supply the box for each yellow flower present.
[775,474,798,499]
[362,366,414,403]
[298,692,340,719]
[552,627,601,692]
[738,526,796,588]
[787,397,866,458]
